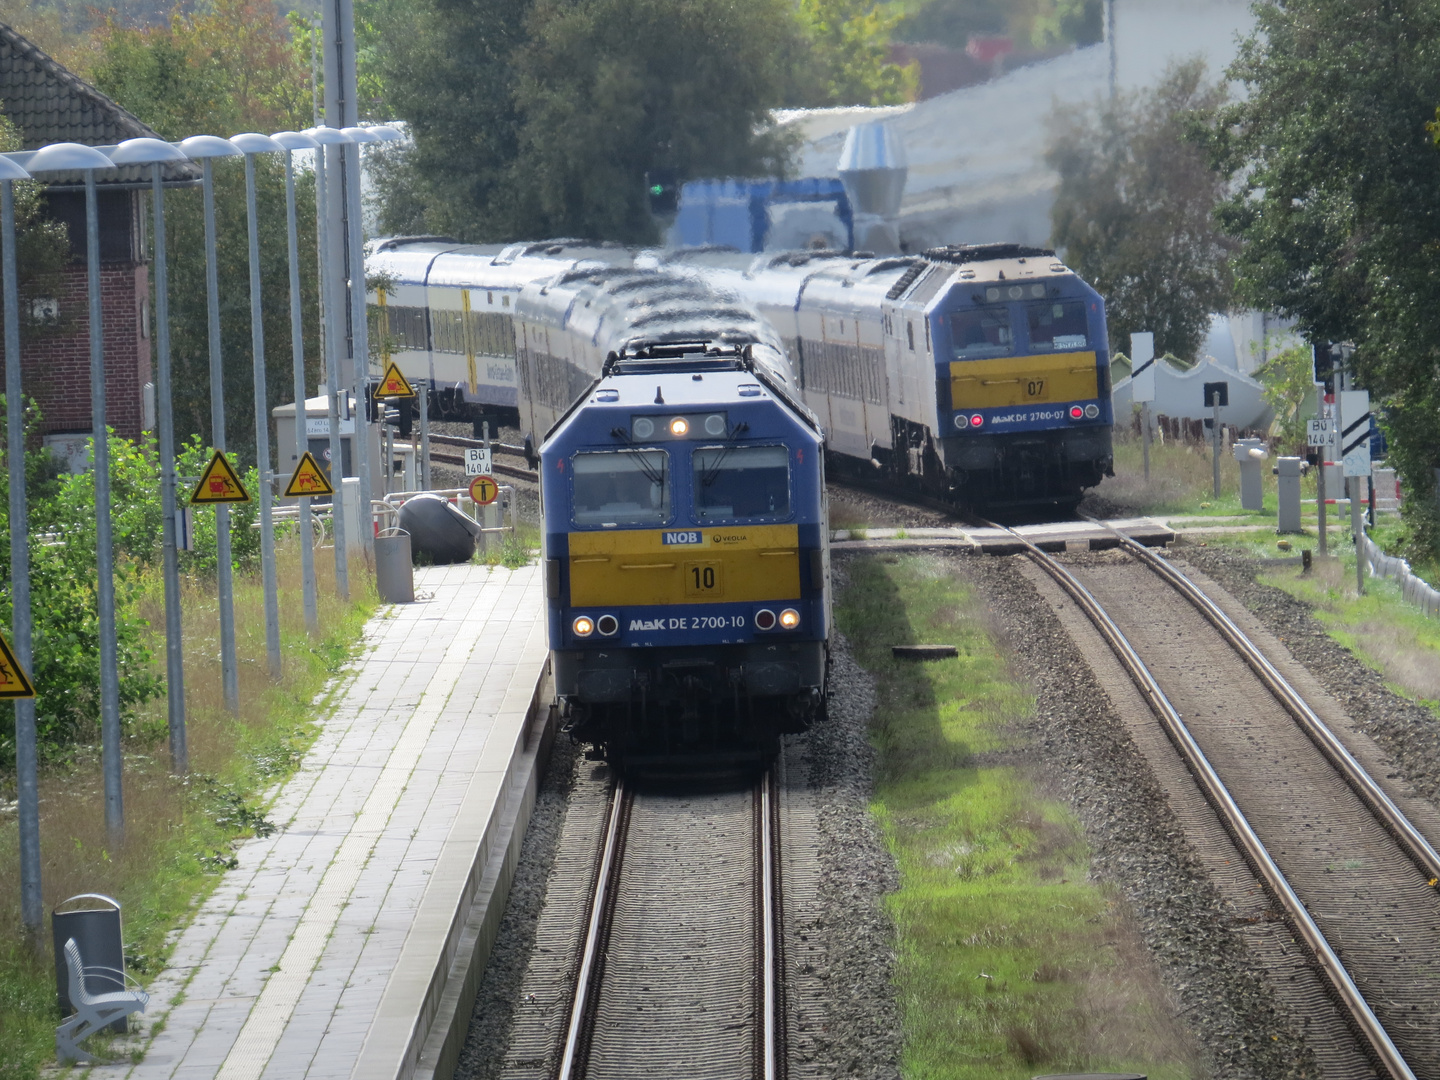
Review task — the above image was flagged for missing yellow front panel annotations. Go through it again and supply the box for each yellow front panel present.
[569,525,801,607]
[950,351,1098,409]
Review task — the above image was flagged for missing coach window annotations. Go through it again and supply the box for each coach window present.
[572,450,670,526]
[1028,300,1089,350]
[948,306,1013,359]
[693,445,790,520]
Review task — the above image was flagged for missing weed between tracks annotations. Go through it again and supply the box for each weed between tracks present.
[837,553,1198,1079]
[0,540,375,1079]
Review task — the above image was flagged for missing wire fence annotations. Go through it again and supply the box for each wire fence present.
[1361,531,1440,617]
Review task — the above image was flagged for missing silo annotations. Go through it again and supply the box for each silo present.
[837,122,908,253]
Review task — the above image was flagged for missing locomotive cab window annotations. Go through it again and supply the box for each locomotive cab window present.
[1028,300,1089,350]
[693,445,790,521]
[572,450,670,526]
[948,307,1013,359]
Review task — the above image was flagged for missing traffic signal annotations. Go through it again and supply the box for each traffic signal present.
[1312,341,1335,393]
[645,169,679,215]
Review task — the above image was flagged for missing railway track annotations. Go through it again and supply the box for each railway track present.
[554,772,785,1080]
[990,518,1440,1080]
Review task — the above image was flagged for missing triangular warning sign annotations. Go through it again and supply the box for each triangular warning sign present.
[0,628,36,699]
[191,450,251,504]
[283,451,335,498]
[375,361,416,398]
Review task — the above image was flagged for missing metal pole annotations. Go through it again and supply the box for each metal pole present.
[242,150,282,679]
[202,158,240,712]
[87,169,124,842]
[1141,401,1150,483]
[151,163,186,772]
[1211,399,1221,498]
[344,139,374,555]
[418,379,431,491]
[1317,435,1328,556]
[3,176,42,931]
[315,146,349,598]
[283,148,319,633]
[1351,476,1365,595]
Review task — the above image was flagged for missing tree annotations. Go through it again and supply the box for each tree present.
[87,0,322,469]
[507,0,797,243]
[0,113,72,345]
[1046,59,1234,361]
[1215,0,1440,559]
[785,0,917,107]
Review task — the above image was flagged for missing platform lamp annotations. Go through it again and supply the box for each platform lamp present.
[26,141,125,841]
[269,129,321,635]
[303,125,355,598]
[178,134,244,714]
[0,152,43,932]
[338,125,381,555]
[230,133,285,681]
[106,136,193,773]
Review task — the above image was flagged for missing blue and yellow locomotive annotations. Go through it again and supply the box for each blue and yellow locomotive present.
[542,340,828,773]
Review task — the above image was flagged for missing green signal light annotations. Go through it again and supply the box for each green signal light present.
[649,184,665,196]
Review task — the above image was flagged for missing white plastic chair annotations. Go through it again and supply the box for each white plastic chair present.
[55,937,149,1063]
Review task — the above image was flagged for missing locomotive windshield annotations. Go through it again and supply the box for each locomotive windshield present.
[572,450,670,525]
[693,445,791,520]
[949,307,1013,359]
[1027,300,1090,351]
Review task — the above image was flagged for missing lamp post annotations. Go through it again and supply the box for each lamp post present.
[106,136,193,772]
[230,133,285,680]
[0,153,42,932]
[178,135,244,713]
[28,142,125,842]
[340,125,379,556]
[305,125,355,599]
[271,130,321,633]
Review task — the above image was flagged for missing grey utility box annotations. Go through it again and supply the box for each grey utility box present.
[375,529,415,603]
[272,389,384,502]
[1232,437,1267,511]
[52,893,128,1032]
[1276,456,1308,534]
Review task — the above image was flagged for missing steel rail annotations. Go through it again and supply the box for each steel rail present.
[759,770,780,1080]
[557,776,629,1080]
[988,522,1417,1080]
[1091,519,1440,887]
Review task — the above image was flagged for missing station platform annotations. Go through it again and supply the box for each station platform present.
[117,562,550,1080]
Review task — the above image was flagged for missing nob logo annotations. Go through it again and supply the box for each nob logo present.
[662,531,702,545]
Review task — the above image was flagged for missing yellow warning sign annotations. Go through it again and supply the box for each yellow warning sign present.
[0,628,35,699]
[283,451,335,498]
[375,361,416,398]
[469,474,499,506]
[191,450,251,504]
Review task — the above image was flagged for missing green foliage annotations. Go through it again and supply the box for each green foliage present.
[785,0,917,107]
[0,113,72,345]
[893,0,1102,51]
[175,435,262,573]
[1047,58,1234,361]
[1253,342,1316,452]
[1215,0,1440,562]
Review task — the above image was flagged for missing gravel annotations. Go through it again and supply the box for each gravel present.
[1175,542,1440,807]
[962,550,1317,1080]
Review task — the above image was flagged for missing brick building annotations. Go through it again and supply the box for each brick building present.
[0,22,197,458]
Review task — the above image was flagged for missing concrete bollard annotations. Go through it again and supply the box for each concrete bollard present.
[1232,437,1267,510]
[1276,456,1307,533]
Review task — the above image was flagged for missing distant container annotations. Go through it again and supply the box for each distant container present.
[671,177,853,252]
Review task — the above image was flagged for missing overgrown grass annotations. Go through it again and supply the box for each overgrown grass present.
[837,553,1201,1079]
[0,538,375,1078]
[475,519,540,569]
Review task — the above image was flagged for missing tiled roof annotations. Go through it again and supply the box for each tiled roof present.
[0,22,199,185]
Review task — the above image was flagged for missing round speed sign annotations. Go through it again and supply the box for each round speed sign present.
[469,474,499,506]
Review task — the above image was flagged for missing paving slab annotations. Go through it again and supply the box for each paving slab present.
[108,562,549,1080]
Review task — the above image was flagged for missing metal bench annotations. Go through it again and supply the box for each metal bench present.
[55,936,149,1063]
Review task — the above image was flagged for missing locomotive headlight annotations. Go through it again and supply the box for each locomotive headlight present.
[779,608,801,630]
[704,413,726,435]
[1084,404,1099,418]
[669,416,689,436]
[572,615,595,637]
[633,416,655,439]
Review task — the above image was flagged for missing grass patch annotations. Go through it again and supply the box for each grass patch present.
[475,518,540,569]
[0,538,375,1077]
[837,553,1200,1079]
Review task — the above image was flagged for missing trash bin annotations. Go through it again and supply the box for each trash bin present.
[52,893,128,1032]
[375,527,415,603]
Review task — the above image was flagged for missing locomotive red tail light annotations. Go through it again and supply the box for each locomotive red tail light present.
[779,608,801,629]
[572,616,594,637]
[1069,405,1084,419]
[755,608,777,630]
[596,614,619,636]
[970,414,984,427]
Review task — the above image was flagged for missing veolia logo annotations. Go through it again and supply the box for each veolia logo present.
[663,531,702,545]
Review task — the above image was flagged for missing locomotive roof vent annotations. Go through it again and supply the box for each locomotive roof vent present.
[923,243,1056,266]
